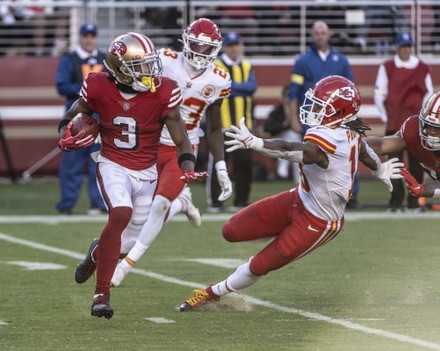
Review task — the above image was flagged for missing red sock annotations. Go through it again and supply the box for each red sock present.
[95,206,132,296]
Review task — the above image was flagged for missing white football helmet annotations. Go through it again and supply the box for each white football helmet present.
[419,91,440,151]
[104,32,163,92]
[182,18,222,70]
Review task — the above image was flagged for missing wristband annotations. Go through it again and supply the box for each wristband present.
[215,160,227,172]
[178,152,196,167]
[58,119,70,132]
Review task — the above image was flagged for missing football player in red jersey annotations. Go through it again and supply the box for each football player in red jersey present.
[58,32,207,319]
[178,76,403,311]
[110,18,233,287]
[367,91,440,207]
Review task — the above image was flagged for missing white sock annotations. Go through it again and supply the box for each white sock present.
[211,261,260,296]
[126,195,170,262]
[126,242,149,263]
[166,199,183,223]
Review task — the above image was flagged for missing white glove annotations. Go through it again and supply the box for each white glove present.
[372,157,404,192]
[216,161,233,201]
[224,117,263,152]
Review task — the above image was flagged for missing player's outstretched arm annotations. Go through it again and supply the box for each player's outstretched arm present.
[224,117,325,165]
[365,133,407,156]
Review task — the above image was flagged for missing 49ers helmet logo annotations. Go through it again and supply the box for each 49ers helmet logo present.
[110,41,127,56]
[336,86,355,101]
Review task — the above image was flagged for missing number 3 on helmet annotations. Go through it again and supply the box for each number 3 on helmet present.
[299,75,361,127]
[182,18,222,70]
[104,32,163,93]
[419,91,440,151]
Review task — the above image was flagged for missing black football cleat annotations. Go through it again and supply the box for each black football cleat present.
[75,238,99,284]
[91,294,113,319]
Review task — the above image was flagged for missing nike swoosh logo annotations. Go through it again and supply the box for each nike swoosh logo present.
[307,225,319,232]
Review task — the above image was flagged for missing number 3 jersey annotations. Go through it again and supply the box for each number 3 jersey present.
[298,126,362,221]
[158,48,232,146]
[80,72,182,171]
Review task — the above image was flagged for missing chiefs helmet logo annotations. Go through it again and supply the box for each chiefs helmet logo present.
[336,86,355,101]
[110,41,127,56]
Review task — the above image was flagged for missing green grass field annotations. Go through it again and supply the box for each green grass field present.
[1,179,440,351]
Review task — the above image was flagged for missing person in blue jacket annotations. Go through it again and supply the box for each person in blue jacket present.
[288,20,361,209]
[55,23,106,215]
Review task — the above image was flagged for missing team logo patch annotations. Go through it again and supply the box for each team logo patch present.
[336,86,355,101]
[110,41,127,56]
[202,85,215,98]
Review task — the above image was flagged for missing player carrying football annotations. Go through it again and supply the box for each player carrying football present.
[58,32,207,319]
[110,18,233,287]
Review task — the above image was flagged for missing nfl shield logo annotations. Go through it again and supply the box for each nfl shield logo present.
[123,102,131,111]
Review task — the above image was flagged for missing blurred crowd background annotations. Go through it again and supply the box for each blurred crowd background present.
[1,1,440,57]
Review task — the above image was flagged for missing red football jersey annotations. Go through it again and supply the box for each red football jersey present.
[80,73,182,170]
[401,115,440,180]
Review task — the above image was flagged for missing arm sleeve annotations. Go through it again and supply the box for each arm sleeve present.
[373,64,389,123]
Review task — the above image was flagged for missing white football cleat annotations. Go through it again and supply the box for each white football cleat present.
[111,259,133,287]
[178,187,202,227]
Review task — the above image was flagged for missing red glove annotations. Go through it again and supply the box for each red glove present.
[180,171,209,183]
[59,122,94,151]
[400,168,425,197]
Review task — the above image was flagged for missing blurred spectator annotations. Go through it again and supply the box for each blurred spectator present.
[55,23,106,215]
[374,32,433,213]
[264,85,300,182]
[207,32,257,212]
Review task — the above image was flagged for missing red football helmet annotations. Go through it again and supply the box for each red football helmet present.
[182,18,222,70]
[419,91,440,151]
[299,75,361,127]
[104,32,163,92]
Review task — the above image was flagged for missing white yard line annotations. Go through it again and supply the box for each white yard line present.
[0,231,439,350]
[145,317,175,324]
[1,211,440,224]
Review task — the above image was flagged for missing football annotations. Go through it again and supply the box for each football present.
[70,113,99,139]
